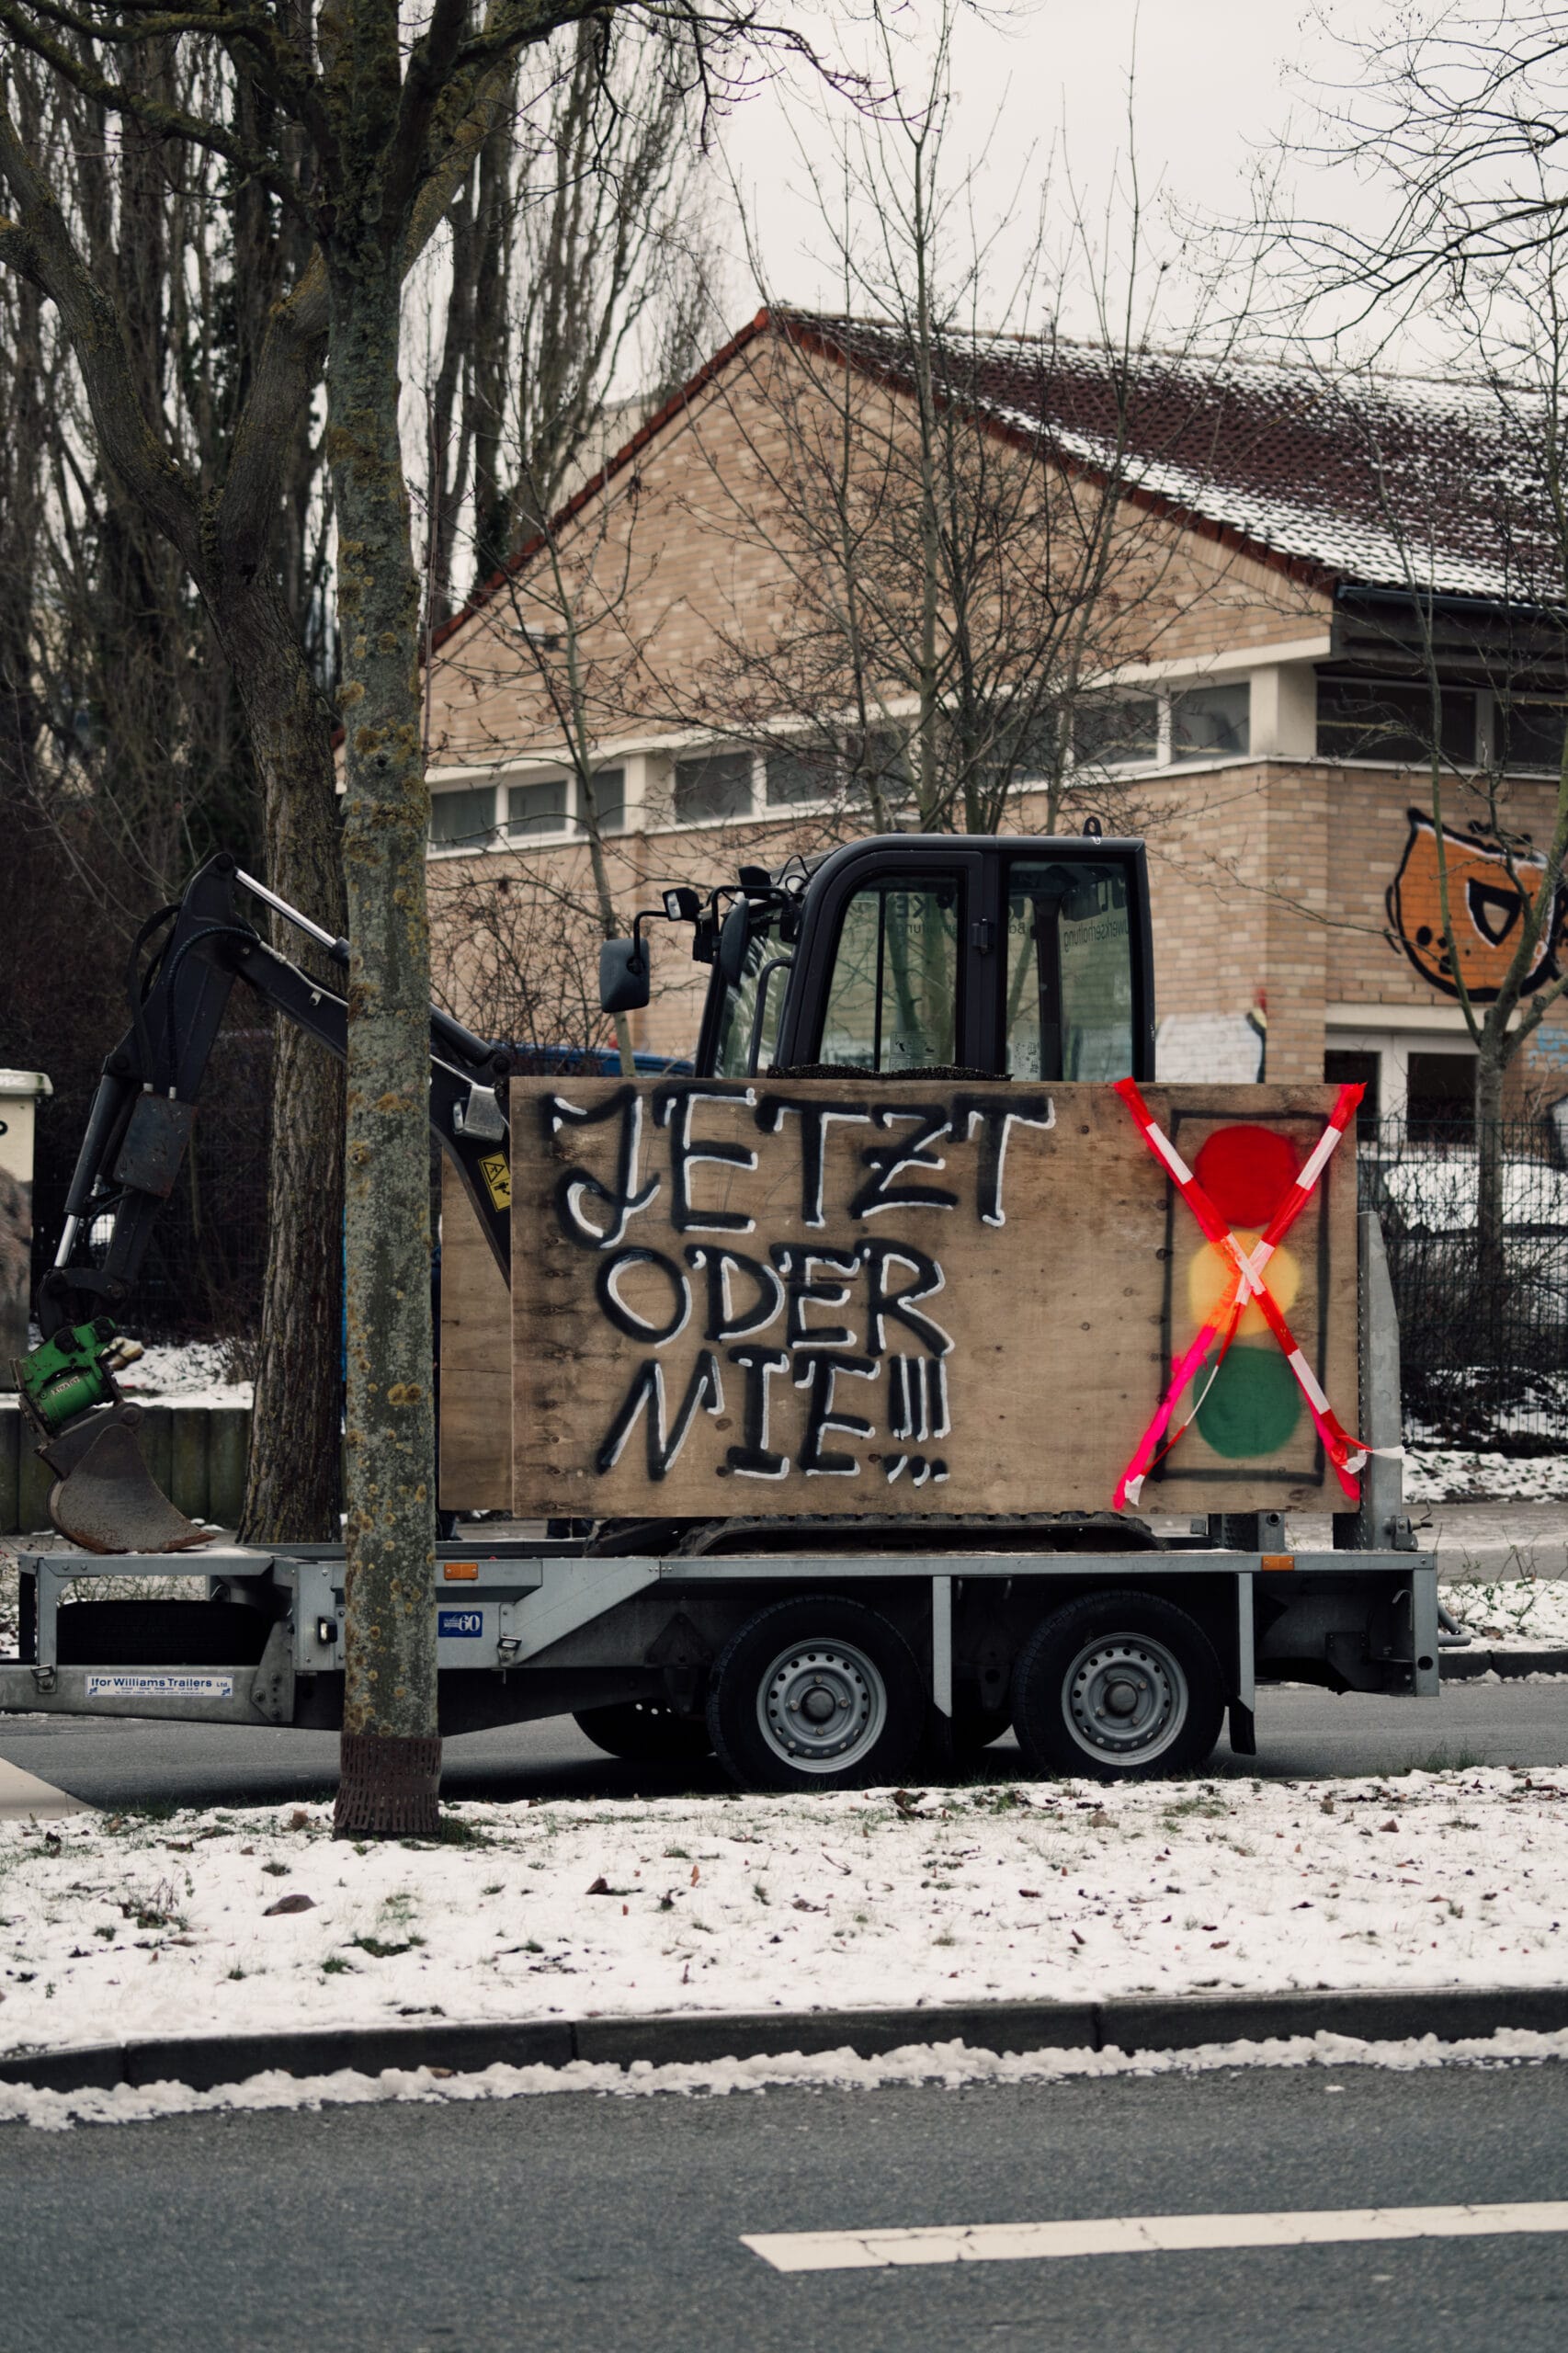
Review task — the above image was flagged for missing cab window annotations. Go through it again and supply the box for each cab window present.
[1005,859,1134,1080]
[819,881,960,1070]
[712,914,787,1076]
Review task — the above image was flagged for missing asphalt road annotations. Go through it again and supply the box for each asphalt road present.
[5,2052,1568,2350]
[0,1681,1563,1812]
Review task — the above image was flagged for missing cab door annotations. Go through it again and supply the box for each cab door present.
[775,840,992,1074]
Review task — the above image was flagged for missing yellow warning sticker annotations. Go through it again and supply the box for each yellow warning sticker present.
[479,1152,511,1210]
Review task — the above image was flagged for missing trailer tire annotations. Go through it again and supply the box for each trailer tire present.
[1011,1591,1223,1781]
[571,1701,713,1766]
[707,1596,924,1792]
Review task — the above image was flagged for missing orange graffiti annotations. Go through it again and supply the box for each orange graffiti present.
[1386,809,1565,1000]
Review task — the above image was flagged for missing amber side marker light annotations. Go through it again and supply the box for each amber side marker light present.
[443,1562,480,1581]
[1260,1554,1295,1573]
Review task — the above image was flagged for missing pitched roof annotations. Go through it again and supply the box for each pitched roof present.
[433,305,1559,660]
[778,309,1559,607]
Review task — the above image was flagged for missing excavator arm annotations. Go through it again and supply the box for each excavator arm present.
[15,851,514,1552]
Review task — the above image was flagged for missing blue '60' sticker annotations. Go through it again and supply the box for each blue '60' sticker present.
[437,1608,483,1639]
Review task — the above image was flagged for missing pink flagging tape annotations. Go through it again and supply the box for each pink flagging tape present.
[1112,1081,1368,1511]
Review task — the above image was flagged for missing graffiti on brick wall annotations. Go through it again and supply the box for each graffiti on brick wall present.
[1387,809,1567,1000]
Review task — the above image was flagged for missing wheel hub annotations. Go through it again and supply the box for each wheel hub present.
[1063,1634,1187,1763]
[757,1640,887,1773]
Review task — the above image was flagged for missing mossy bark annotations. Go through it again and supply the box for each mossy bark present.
[208,576,347,1546]
[327,238,440,1837]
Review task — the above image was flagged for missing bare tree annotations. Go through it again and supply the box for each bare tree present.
[430,854,616,1054]
[654,3,1256,845]
[1274,10,1568,1379]
[1284,5,1568,326]
[418,16,725,617]
[3,0,854,1835]
[0,40,347,1552]
[1310,320,1568,1299]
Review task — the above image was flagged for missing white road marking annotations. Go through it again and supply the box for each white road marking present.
[743,2201,1568,2272]
[0,1756,90,1821]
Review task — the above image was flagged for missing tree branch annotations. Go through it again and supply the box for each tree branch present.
[0,89,199,565]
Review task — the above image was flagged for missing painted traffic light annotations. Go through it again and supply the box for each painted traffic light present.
[1187,1124,1305,1462]
[1112,1078,1367,1510]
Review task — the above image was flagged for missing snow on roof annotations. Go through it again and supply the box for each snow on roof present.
[781,310,1558,605]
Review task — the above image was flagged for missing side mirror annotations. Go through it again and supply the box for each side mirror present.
[718,900,753,988]
[599,936,650,1014]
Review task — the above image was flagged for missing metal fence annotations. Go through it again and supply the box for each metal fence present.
[1358,1118,1568,1449]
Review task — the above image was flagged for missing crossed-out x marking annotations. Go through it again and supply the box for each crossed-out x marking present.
[1112,1079,1369,1512]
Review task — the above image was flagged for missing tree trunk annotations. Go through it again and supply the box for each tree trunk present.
[328,245,441,1839]
[208,577,347,1544]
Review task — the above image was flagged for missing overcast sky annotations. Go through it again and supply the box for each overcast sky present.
[716,0,1393,347]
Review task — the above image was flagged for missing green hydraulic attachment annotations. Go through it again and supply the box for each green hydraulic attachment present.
[12,1317,210,1555]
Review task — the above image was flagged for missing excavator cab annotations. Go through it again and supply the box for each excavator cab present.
[640,835,1156,1084]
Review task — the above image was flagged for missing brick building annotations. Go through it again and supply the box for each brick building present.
[421,309,1568,1116]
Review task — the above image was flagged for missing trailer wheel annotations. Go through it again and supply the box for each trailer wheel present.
[571,1700,712,1766]
[707,1596,924,1792]
[1011,1591,1223,1781]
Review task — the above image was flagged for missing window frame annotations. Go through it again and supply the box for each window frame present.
[773,840,987,1073]
[427,780,501,854]
[504,772,572,843]
[671,745,756,827]
[1314,674,1479,769]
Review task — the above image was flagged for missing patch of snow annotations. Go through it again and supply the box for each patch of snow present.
[1442,1576,1568,1650]
[110,1341,251,1412]
[6,2025,1568,2131]
[1375,1158,1568,1237]
[1405,1451,1568,1506]
[3,1769,1567,2077]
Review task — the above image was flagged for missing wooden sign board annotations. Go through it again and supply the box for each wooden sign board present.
[437,1174,513,1512]
[503,1078,1358,1521]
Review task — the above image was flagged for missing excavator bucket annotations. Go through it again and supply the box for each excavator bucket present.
[35,1403,211,1555]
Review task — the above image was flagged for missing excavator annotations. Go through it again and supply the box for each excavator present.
[3,836,1437,1790]
[16,835,1152,1552]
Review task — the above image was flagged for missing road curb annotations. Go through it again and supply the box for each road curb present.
[1440,1647,1568,1679]
[6,1983,1568,2097]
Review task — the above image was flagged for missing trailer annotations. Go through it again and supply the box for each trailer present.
[2,835,1451,1788]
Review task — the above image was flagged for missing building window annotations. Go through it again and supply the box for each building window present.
[1316,676,1477,766]
[1171,681,1249,763]
[1324,1048,1381,1139]
[1496,698,1567,777]
[674,748,753,823]
[1406,1050,1474,1137]
[429,784,497,847]
[581,767,626,834]
[840,727,910,801]
[766,745,835,806]
[506,777,568,839]
[1073,692,1159,769]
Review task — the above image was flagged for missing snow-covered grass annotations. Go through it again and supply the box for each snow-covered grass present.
[1406,1449,1568,1506]
[3,1769,1565,2074]
[108,1339,251,1411]
[1445,1575,1568,1649]
[8,2025,1568,2133]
